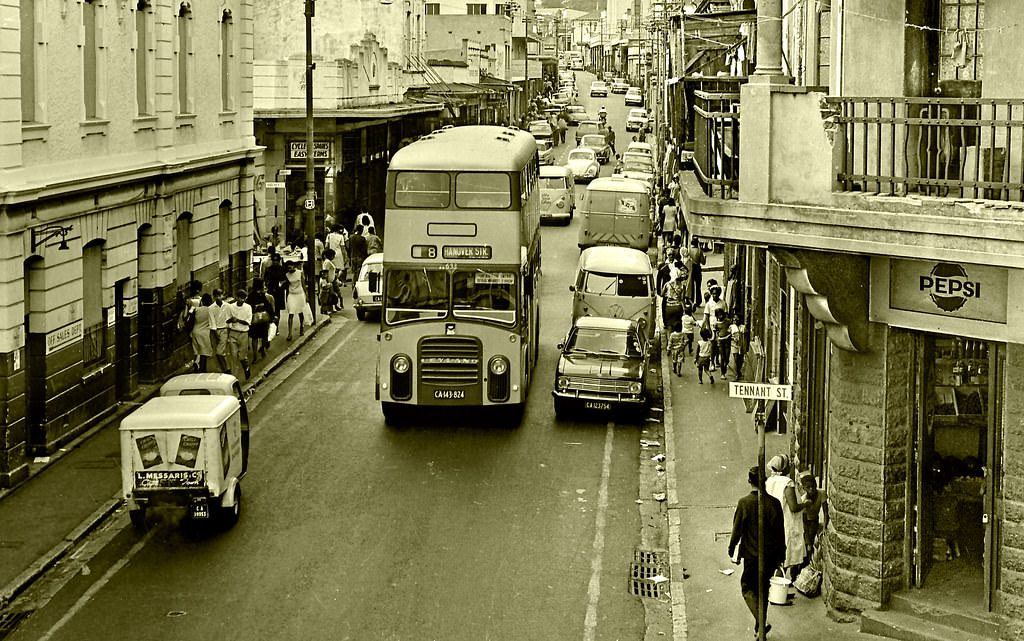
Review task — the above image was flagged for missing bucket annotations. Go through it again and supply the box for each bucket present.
[768,576,792,605]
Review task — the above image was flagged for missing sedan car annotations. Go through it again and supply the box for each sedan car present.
[625,108,649,132]
[565,105,589,125]
[611,78,629,94]
[536,138,555,165]
[566,148,601,183]
[624,87,644,106]
[590,81,609,97]
[576,120,607,145]
[625,141,655,163]
[580,134,612,164]
[353,253,384,321]
[550,91,573,107]
[529,119,554,140]
[552,316,649,419]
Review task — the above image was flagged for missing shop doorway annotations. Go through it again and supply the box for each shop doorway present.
[910,333,1001,613]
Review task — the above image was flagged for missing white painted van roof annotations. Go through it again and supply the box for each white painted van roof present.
[120,396,240,431]
[579,246,653,274]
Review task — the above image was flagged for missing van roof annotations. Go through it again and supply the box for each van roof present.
[579,246,653,274]
[120,396,240,431]
[586,177,649,193]
[160,373,240,397]
[540,165,571,177]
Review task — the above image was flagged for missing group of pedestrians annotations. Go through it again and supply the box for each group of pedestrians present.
[727,456,828,636]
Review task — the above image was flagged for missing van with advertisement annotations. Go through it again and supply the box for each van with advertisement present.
[570,245,656,340]
[577,176,652,251]
[539,165,576,225]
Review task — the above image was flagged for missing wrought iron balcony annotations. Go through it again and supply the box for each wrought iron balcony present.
[826,96,1024,202]
[684,77,743,200]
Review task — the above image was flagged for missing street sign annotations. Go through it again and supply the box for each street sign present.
[728,382,792,401]
[303,199,315,210]
[265,181,285,189]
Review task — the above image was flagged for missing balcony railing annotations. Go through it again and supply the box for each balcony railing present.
[827,96,1024,202]
[693,87,740,199]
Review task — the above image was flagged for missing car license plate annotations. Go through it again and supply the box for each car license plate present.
[190,501,210,519]
[584,401,612,411]
[372,295,381,302]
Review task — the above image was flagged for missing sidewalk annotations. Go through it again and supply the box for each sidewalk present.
[0,310,334,608]
[663,255,875,640]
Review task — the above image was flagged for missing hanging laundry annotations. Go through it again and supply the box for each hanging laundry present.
[951,29,969,69]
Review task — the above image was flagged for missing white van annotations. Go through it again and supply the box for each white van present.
[539,165,576,225]
[578,177,652,251]
[570,246,656,340]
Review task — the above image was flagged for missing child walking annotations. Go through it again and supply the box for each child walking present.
[680,305,696,356]
[695,328,715,384]
[667,322,686,377]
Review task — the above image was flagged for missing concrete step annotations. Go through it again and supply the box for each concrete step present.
[889,593,1000,640]
[860,609,995,641]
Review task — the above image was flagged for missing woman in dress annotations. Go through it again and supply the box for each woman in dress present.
[190,293,214,372]
[246,278,276,360]
[765,454,807,582]
[284,261,307,341]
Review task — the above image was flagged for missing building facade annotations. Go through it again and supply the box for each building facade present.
[676,0,1024,637]
[1,0,262,486]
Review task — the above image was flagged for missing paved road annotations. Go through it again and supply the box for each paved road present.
[8,121,653,639]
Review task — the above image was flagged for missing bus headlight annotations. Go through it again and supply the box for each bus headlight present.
[489,356,509,375]
[393,354,411,374]
[628,381,643,395]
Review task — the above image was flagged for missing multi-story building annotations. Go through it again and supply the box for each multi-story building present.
[0,0,262,486]
[253,0,443,239]
[675,0,1024,637]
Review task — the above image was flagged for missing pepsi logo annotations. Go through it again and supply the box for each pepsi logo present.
[919,263,980,312]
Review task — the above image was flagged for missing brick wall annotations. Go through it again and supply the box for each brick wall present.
[822,323,912,613]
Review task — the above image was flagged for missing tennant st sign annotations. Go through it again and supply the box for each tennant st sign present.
[729,382,792,401]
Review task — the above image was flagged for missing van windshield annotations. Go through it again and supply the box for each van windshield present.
[584,271,649,296]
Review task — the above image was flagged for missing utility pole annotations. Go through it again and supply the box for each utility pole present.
[304,0,317,320]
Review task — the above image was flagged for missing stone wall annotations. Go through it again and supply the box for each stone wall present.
[822,323,912,613]
[1001,343,1024,640]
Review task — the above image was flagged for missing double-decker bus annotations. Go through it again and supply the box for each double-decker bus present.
[377,126,541,426]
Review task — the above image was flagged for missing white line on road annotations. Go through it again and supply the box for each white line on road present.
[582,421,615,641]
[38,527,156,641]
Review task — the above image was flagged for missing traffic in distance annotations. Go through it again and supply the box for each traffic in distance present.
[370,58,661,425]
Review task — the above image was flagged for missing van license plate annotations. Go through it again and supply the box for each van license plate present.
[191,501,210,519]
[584,401,611,411]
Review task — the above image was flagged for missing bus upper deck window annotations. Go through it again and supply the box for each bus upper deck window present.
[395,172,450,208]
[455,172,511,209]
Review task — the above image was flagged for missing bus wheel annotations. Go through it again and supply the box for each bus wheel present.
[382,402,405,427]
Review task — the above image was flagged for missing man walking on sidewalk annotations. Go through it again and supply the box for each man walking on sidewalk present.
[729,466,786,638]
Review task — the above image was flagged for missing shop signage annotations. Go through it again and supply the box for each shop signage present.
[890,259,1007,323]
[288,141,332,162]
[46,319,83,355]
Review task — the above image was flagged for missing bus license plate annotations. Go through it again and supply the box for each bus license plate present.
[434,389,465,400]
[584,401,611,411]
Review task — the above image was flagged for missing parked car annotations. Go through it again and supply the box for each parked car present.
[624,87,644,106]
[625,108,649,132]
[590,81,609,97]
[611,78,629,94]
[566,148,601,183]
[558,83,578,99]
[625,141,655,164]
[529,119,554,140]
[537,138,555,165]
[353,253,384,320]
[580,134,612,164]
[566,105,589,125]
[550,91,573,107]
[576,120,607,145]
[552,316,649,419]
[539,165,576,224]
[614,156,656,190]
[559,71,575,84]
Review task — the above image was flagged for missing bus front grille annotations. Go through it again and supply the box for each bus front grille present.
[419,337,481,385]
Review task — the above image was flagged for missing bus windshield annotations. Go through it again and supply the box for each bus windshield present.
[453,270,517,324]
[385,269,449,323]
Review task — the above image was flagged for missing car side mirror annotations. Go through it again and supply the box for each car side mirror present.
[556,343,564,350]
[568,285,575,292]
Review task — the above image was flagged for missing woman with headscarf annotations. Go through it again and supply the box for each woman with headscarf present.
[765,454,807,581]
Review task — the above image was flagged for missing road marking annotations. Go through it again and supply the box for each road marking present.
[255,321,361,431]
[582,421,614,641]
[38,527,156,641]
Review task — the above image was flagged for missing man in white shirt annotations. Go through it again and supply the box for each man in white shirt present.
[208,288,232,373]
[226,288,253,378]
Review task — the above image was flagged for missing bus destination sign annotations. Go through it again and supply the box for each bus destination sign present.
[442,245,492,260]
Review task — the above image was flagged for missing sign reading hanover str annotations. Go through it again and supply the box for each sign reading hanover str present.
[728,382,792,401]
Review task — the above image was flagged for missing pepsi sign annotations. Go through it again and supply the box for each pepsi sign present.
[889,259,1007,323]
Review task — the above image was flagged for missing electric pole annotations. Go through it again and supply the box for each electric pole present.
[304,0,317,320]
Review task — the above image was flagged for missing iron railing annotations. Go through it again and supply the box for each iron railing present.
[827,96,1024,202]
[692,87,740,199]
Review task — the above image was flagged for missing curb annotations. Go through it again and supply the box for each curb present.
[0,317,330,609]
